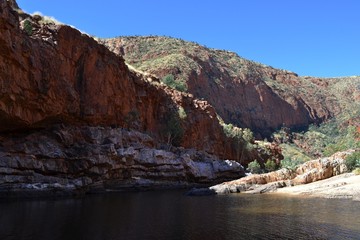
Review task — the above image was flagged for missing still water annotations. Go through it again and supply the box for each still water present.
[1,190,360,240]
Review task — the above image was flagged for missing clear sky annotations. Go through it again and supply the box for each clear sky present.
[17,0,360,77]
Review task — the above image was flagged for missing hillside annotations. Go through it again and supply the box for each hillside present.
[100,36,360,137]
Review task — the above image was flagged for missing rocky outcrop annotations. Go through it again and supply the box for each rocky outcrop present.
[276,173,360,200]
[209,150,353,194]
[102,36,360,136]
[0,126,245,196]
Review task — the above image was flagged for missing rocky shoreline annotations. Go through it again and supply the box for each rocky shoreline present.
[200,150,360,200]
[0,125,246,197]
[275,173,360,200]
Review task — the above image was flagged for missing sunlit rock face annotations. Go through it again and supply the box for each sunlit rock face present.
[210,150,352,194]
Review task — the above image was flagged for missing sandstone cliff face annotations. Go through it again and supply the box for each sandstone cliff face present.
[1,1,132,130]
[0,126,245,195]
[0,1,237,157]
[101,36,360,136]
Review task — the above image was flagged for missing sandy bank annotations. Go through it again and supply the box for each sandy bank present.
[274,173,360,200]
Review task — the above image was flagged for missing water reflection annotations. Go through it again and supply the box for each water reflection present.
[0,192,359,240]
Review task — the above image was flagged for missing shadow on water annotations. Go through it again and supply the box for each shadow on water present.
[0,191,360,240]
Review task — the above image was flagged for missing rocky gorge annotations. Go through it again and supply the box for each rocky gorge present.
[0,0,252,196]
[0,0,359,198]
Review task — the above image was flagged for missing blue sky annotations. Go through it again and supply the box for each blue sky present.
[17,0,360,77]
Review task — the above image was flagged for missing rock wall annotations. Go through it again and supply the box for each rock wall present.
[185,62,321,136]
[0,0,240,158]
[0,126,244,196]
[0,0,133,130]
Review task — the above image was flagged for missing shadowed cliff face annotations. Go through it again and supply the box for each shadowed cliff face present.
[0,0,240,159]
[0,125,246,195]
[101,36,359,136]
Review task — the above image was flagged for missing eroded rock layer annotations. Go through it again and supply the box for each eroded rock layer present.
[0,126,245,196]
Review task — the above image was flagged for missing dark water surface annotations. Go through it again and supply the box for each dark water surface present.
[1,190,360,240]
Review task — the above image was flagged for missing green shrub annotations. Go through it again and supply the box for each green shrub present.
[247,160,262,174]
[221,123,254,143]
[284,115,359,159]
[272,127,291,143]
[280,156,304,171]
[161,74,188,92]
[265,159,277,172]
[221,122,255,163]
[164,111,183,147]
[345,151,360,171]
[353,168,360,175]
[242,128,254,143]
[23,19,33,35]
[323,126,359,156]
[178,106,187,119]
[280,144,311,166]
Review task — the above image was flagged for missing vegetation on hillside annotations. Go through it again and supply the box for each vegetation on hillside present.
[23,19,33,35]
[247,161,262,174]
[162,106,188,148]
[101,36,275,89]
[102,36,360,130]
[273,112,360,171]
[279,144,311,170]
[345,151,360,171]
[270,73,360,170]
[100,36,360,172]
[161,74,187,92]
[220,121,254,164]
[219,119,282,172]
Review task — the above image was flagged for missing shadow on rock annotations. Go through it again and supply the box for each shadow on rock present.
[185,187,216,196]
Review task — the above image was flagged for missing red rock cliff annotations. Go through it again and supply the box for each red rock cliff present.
[102,36,357,137]
[0,0,261,195]
[0,0,238,159]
